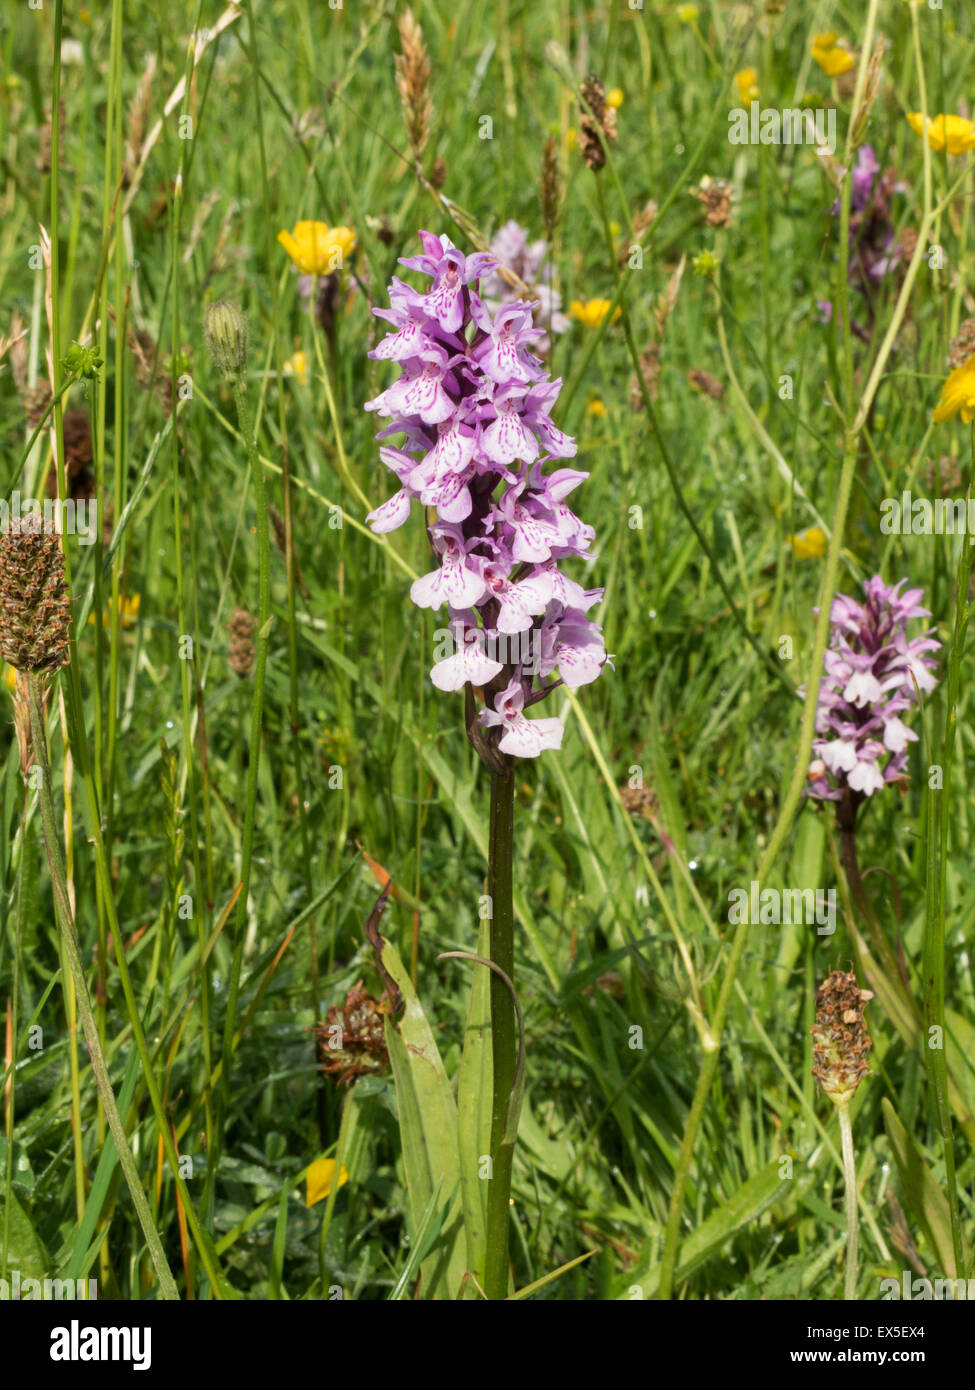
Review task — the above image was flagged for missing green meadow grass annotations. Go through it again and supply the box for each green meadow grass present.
[0,0,973,1300]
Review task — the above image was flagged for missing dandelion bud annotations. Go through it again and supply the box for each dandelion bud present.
[0,520,72,673]
[204,301,248,383]
[811,970,874,1106]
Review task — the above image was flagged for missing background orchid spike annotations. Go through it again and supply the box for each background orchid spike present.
[365,230,608,759]
[480,220,569,354]
[803,576,940,802]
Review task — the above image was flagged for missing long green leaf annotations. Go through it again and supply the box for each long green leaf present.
[882,1098,957,1277]
[0,1189,50,1282]
[382,938,467,1300]
[625,1158,791,1297]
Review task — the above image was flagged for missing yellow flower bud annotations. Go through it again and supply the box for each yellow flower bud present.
[204,301,248,383]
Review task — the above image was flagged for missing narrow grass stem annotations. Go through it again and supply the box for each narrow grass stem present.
[220,376,272,1112]
[592,176,794,699]
[837,801,909,990]
[26,674,179,1301]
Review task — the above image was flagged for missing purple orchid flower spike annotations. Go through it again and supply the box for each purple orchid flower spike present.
[827,146,909,329]
[480,220,570,354]
[803,575,939,803]
[364,230,608,761]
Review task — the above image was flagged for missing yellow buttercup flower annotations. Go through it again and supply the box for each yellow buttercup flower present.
[677,4,700,22]
[570,298,620,329]
[89,594,141,630]
[787,528,827,560]
[734,68,758,104]
[586,398,607,417]
[3,664,17,693]
[906,113,975,156]
[811,33,855,76]
[277,221,356,276]
[606,88,624,110]
[813,46,854,76]
[283,350,309,387]
[305,1158,349,1208]
[933,358,975,425]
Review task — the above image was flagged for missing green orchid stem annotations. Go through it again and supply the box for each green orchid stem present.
[837,1099,859,1301]
[837,796,907,989]
[484,766,516,1301]
[26,672,179,1301]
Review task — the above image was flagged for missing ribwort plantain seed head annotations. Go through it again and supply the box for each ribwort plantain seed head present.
[0,520,72,673]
